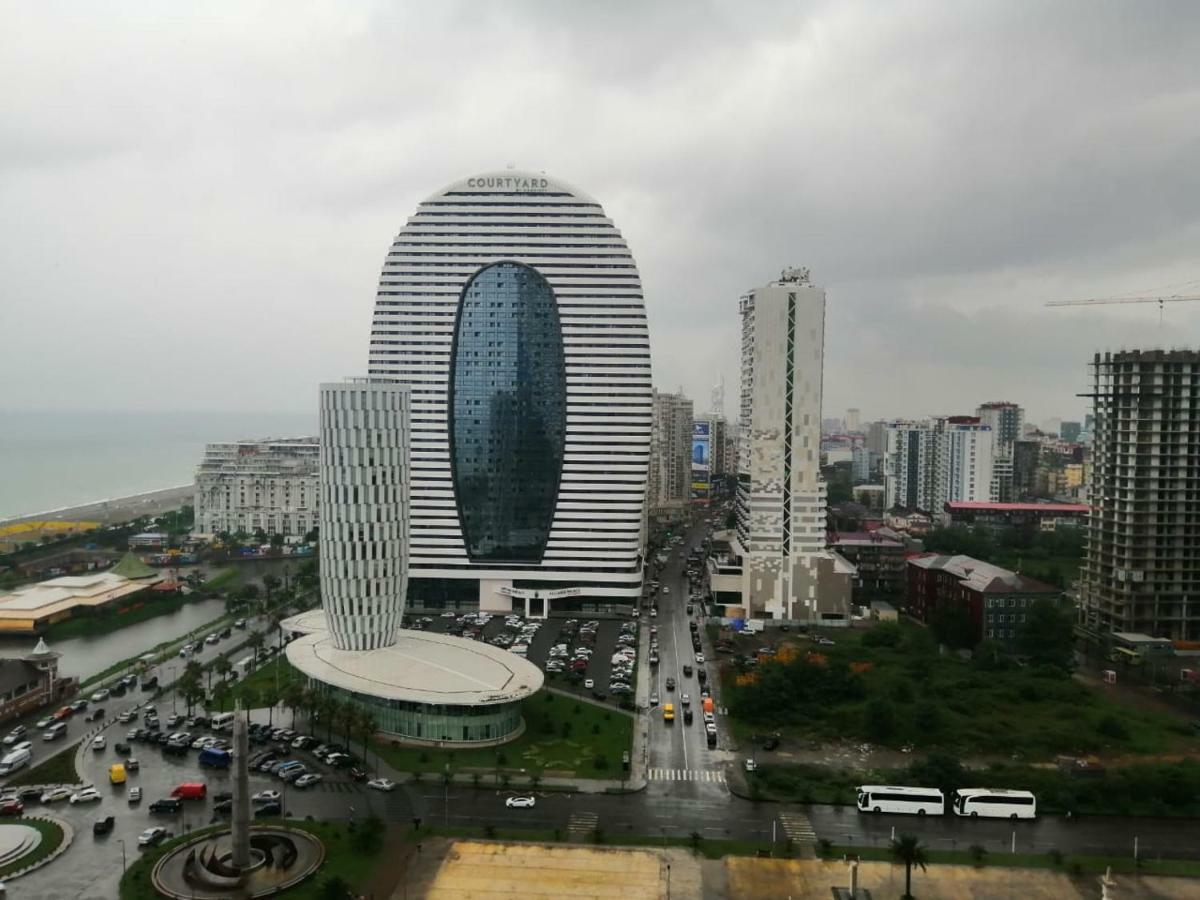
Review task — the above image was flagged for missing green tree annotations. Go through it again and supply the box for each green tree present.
[212,679,232,712]
[907,752,966,795]
[240,685,260,711]
[282,681,306,729]
[864,697,896,742]
[247,629,266,656]
[356,709,379,773]
[1015,599,1075,670]
[214,653,233,683]
[890,834,928,900]
[862,622,902,648]
[929,602,978,649]
[320,873,351,900]
[971,639,1010,671]
[262,573,281,602]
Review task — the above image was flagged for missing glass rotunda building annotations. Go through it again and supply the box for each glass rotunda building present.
[368,171,652,616]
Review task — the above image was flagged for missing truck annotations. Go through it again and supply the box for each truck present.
[702,696,715,715]
[170,782,207,801]
[198,748,232,769]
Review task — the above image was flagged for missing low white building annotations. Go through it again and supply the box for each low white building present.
[193,438,319,538]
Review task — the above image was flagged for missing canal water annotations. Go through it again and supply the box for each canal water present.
[0,596,228,681]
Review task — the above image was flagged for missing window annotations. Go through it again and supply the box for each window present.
[448,262,566,562]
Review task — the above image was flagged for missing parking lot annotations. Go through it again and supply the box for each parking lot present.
[404,610,638,707]
[5,697,408,900]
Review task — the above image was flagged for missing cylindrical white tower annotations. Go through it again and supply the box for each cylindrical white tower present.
[319,379,410,651]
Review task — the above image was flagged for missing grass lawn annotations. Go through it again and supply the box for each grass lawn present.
[203,567,242,592]
[7,742,81,787]
[228,654,303,707]
[724,620,1193,759]
[0,817,64,878]
[120,819,386,900]
[373,692,634,779]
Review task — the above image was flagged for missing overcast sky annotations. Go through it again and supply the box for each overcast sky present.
[3,1,1199,428]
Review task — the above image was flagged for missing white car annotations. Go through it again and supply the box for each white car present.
[744,759,758,772]
[583,678,594,689]
[118,710,136,724]
[695,653,705,664]
[137,826,168,846]
[129,786,143,803]
[505,795,536,809]
[92,736,106,751]
[368,778,396,792]
[41,786,73,803]
[70,787,102,804]
[2,727,27,745]
[90,689,110,702]
[662,587,670,594]
[251,789,281,804]
[294,773,322,789]
[680,694,691,707]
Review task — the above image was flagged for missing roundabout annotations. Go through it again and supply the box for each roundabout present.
[149,825,325,899]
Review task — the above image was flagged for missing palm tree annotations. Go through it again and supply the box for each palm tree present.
[338,701,357,749]
[213,680,232,712]
[301,686,320,731]
[241,685,260,712]
[323,696,344,743]
[357,710,378,773]
[214,654,233,684]
[247,629,266,656]
[282,681,305,729]
[890,834,928,900]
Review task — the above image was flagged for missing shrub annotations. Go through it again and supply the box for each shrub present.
[1097,715,1129,740]
[816,838,833,858]
[594,754,609,771]
[321,874,352,900]
[573,704,582,715]
[967,844,988,866]
[1047,848,1064,866]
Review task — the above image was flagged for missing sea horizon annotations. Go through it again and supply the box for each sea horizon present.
[0,408,317,521]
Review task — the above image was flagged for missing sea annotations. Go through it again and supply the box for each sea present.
[0,409,317,521]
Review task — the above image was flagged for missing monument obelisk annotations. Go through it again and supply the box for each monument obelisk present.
[230,702,251,869]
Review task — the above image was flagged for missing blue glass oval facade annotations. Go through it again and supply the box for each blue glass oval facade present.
[449,262,566,562]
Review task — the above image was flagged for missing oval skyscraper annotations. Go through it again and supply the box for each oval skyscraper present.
[368,171,651,616]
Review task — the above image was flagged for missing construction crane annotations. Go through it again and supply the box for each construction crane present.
[1045,293,1200,326]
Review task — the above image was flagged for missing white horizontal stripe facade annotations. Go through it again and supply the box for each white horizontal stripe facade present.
[367,172,650,599]
[319,381,410,650]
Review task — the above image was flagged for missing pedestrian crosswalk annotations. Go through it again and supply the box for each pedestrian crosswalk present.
[316,780,363,794]
[568,811,598,839]
[647,768,726,783]
[777,811,817,844]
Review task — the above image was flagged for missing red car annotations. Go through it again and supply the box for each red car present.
[0,799,24,816]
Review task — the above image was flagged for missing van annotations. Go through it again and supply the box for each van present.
[170,782,207,801]
[42,722,67,742]
[702,696,715,715]
[109,763,127,785]
[198,748,232,769]
[0,748,31,775]
[210,712,235,733]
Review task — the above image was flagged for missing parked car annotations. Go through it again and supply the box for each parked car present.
[90,689,111,703]
[70,788,102,804]
[293,773,322,789]
[0,799,23,816]
[92,736,106,751]
[251,789,281,804]
[254,801,283,818]
[40,787,72,804]
[128,786,143,804]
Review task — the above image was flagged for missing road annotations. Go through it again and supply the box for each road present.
[643,518,733,799]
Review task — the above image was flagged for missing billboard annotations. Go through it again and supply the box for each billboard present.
[692,422,711,471]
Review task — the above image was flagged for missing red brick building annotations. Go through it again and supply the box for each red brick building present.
[907,554,1062,646]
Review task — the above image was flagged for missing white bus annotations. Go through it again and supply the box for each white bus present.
[856,785,945,816]
[210,712,236,733]
[953,789,1037,819]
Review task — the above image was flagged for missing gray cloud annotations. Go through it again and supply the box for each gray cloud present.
[1,0,1198,427]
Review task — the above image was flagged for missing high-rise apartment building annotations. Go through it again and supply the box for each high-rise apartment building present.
[977,401,1023,502]
[729,268,852,623]
[1080,350,1200,640]
[193,438,319,538]
[884,418,995,512]
[845,408,862,433]
[647,389,693,520]
[364,171,651,614]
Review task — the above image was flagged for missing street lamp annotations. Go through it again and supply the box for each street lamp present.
[117,838,126,873]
